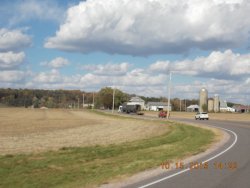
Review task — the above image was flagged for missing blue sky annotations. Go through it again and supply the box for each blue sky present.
[0,0,250,104]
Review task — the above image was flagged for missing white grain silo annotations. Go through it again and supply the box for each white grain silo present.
[208,99,214,112]
[199,88,208,112]
[214,94,220,113]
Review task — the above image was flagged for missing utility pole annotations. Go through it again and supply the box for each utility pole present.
[78,97,79,109]
[92,92,95,109]
[167,72,172,119]
[82,93,84,109]
[112,87,116,114]
[185,99,187,112]
[180,98,181,112]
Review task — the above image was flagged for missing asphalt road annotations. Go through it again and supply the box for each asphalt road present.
[126,118,250,188]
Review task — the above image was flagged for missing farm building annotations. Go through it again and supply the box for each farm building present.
[127,96,145,110]
[146,102,172,111]
[222,107,235,112]
[233,105,250,113]
[220,100,235,112]
[219,100,235,112]
[186,105,199,112]
[219,100,227,112]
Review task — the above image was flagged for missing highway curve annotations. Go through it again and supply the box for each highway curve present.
[126,118,250,188]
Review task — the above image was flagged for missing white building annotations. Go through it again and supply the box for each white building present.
[221,107,236,112]
[215,100,236,112]
[127,96,145,110]
[187,105,199,112]
[220,100,231,112]
[146,102,172,111]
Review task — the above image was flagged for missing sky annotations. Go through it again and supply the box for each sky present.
[0,0,250,104]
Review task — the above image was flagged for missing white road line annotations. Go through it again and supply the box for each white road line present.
[138,125,238,188]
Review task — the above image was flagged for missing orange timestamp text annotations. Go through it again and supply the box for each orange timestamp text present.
[161,161,237,170]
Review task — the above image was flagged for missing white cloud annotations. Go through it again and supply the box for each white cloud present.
[0,51,25,69]
[41,57,70,68]
[0,28,31,52]
[246,78,250,84]
[78,67,167,89]
[82,62,130,75]
[79,73,108,86]
[45,0,250,55]
[76,68,168,98]
[149,61,171,73]
[0,54,249,104]
[149,50,250,80]
[34,69,61,83]
[4,0,65,25]
[117,69,166,87]
[0,70,25,82]
[3,68,247,104]
[27,64,168,96]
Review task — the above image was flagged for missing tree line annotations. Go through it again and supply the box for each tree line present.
[0,88,129,109]
[0,88,199,111]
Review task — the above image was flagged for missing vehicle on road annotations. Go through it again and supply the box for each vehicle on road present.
[158,110,170,118]
[195,112,209,120]
[118,104,144,115]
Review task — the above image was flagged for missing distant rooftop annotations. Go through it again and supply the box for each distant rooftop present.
[187,105,199,109]
[129,96,145,103]
[147,102,169,106]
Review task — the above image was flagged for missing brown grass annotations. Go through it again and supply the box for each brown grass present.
[0,108,168,155]
[144,111,250,121]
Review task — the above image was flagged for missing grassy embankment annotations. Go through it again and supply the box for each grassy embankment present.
[0,111,215,188]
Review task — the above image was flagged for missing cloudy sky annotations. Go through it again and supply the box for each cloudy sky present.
[0,0,250,104]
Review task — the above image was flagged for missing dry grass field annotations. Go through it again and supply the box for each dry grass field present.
[0,108,167,155]
[144,111,250,122]
[0,108,216,188]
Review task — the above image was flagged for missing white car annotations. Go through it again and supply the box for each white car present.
[195,112,209,120]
